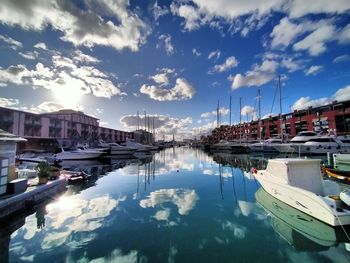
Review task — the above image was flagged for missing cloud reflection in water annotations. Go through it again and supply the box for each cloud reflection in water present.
[140,189,199,222]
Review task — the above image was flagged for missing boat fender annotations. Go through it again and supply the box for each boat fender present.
[340,190,350,206]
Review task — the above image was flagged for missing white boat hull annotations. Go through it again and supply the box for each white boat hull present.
[273,144,296,153]
[249,144,277,152]
[254,172,350,226]
[291,145,350,155]
[333,154,350,165]
[52,152,102,160]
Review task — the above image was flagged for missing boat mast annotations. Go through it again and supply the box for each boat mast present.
[239,97,242,144]
[229,95,232,126]
[217,100,220,128]
[258,88,261,140]
[278,75,283,141]
[137,111,139,130]
[152,117,155,142]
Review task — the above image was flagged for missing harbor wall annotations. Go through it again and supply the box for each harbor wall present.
[0,178,67,220]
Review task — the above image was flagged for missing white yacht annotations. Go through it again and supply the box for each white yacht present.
[98,141,137,156]
[290,135,350,155]
[51,147,103,161]
[210,140,248,152]
[273,131,320,153]
[123,139,153,153]
[248,138,283,152]
[210,140,234,151]
[253,158,350,226]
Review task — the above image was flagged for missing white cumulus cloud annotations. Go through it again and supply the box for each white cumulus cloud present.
[120,114,192,135]
[292,84,350,110]
[230,59,277,89]
[201,107,230,118]
[0,97,19,107]
[0,0,150,52]
[293,24,336,56]
[33,42,47,50]
[211,56,238,73]
[140,78,195,101]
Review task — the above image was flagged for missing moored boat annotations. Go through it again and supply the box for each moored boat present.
[324,167,350,185]
[333,153,350,171]
[98,141,137,156]
[210,140,234,151]
[273,131,321,153]
[253,158,350,226]
[248,138,282,152]
[290,135,350,155]
[51,147,103,161]
[122,139,153,153]
[210,139,249,153]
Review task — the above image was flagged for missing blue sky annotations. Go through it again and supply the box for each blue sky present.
[0,0,350,139]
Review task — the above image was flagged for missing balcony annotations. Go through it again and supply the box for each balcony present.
[33,120,41,126]
[24,119,33,125]
[0,115,13,123]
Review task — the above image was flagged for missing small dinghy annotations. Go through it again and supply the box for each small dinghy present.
[324,167,350,185]
[61,170,93,184]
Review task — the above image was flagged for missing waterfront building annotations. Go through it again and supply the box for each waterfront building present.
[0,107,133,151]
[203,99,350,144]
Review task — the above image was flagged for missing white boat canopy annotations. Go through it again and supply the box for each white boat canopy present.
[266,159,324,195]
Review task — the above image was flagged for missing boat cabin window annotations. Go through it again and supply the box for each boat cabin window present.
[269,140,282,143]
[296,131,317,136]
[308,138,335,143]
[340,139,350,143]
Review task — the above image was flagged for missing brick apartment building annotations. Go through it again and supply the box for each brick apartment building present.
[203,99,350,144]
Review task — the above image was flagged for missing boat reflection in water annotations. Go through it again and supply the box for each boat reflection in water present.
[256,188,350,252]
[211,152,270,172]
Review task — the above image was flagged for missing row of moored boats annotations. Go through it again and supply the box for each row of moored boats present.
[210,131,350,155]
[20,139,166,162]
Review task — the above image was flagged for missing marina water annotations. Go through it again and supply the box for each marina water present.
[4,147,350,263]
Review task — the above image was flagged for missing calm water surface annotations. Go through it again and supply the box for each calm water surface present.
[4,147,350,262]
